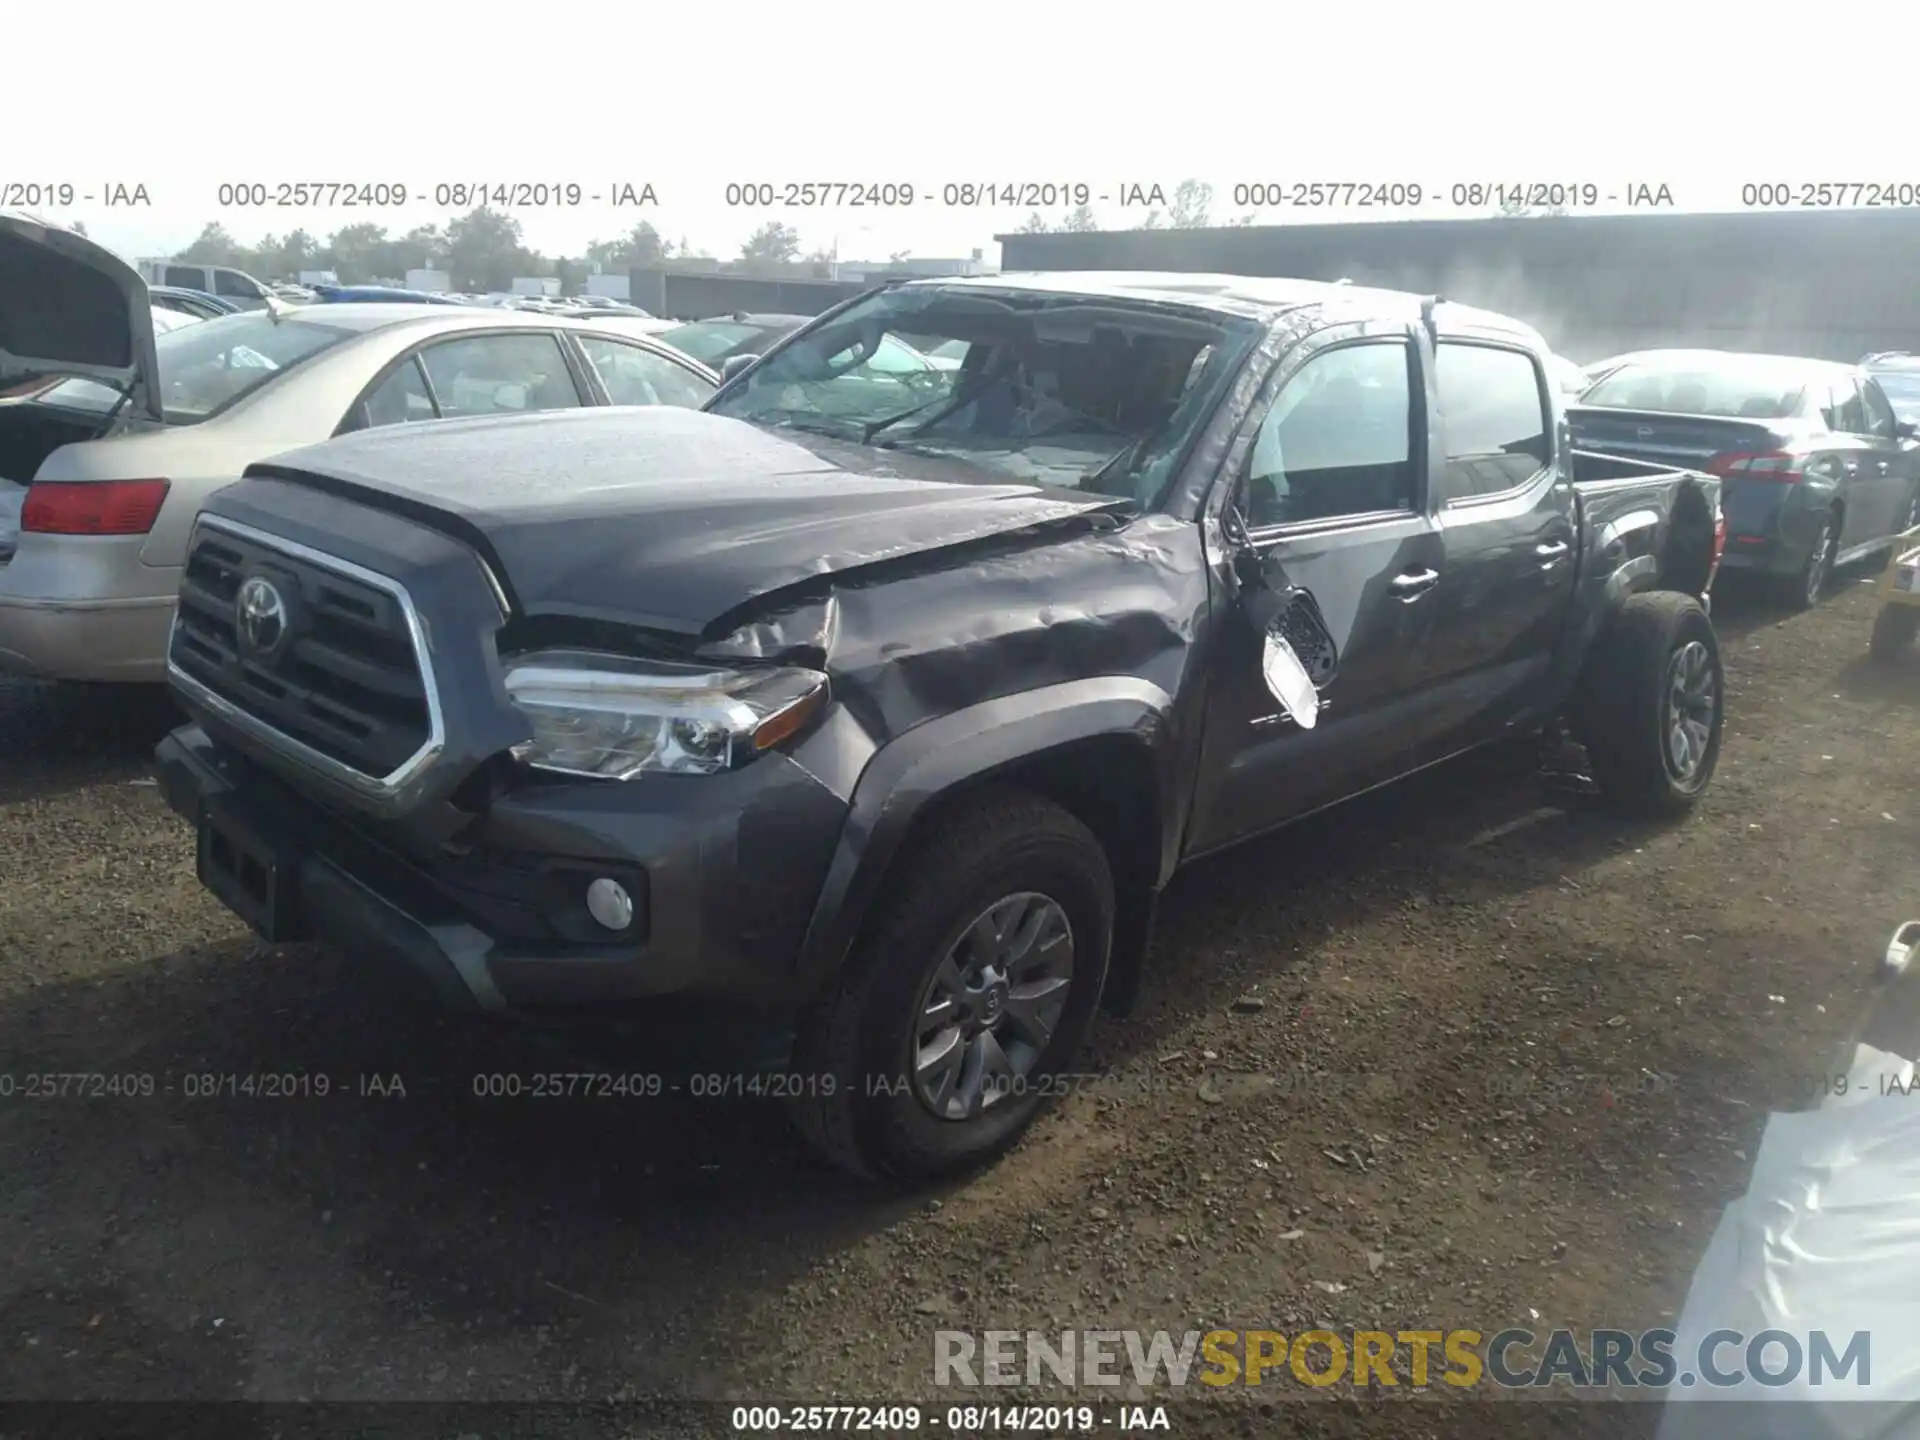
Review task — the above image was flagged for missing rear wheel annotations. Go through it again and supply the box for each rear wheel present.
[1785,512,1838,610]
[1571,593,1724,817]
[788,787,1114,1186]
[1871,604,1920,664]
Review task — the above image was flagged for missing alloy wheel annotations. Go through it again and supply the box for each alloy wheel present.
[911,892,1075,1121]
[1663,639,1717,785]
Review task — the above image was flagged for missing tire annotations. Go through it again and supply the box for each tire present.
[1870,604,1920,664]
[787,786,1114,1186]
[1784,512,1838,610]
[1570,592,1724,817]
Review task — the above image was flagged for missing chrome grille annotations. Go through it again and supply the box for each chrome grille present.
[169,519,434,783]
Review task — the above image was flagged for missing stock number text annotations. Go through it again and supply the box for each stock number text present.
[731,1405,923,1431]
[1742,182,1920,208]
[1234,181,1423,209]
[723,182,916,207]
[217,182,409,208]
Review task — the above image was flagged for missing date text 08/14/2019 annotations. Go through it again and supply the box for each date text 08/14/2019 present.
[728,1404,1171,1432]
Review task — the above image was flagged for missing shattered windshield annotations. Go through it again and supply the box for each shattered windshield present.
[703,286,1261,504]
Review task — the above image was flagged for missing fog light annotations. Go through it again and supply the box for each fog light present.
[585,877,634,931]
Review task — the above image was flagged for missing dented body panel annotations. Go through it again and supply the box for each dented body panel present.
[156,273,1723,1017]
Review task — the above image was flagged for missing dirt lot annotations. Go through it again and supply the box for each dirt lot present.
[3,573,1918,1438]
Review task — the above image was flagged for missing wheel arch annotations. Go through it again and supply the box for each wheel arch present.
[793,678,1179,1003]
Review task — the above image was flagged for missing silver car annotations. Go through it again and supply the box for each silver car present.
[0,213,721,683]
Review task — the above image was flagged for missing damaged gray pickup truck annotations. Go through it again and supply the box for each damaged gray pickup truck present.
[155,273,1727,1183]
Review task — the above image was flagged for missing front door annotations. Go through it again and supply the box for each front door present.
[1186,327,1448,858]
[1859,376,1917,538]
[1822,377,1892,547]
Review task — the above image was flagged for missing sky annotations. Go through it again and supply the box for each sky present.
[14,0,1920,269]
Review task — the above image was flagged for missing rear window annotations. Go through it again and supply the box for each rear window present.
[1581,358,1807,420]
[37,312,354,423]
[1436,343,1551,497]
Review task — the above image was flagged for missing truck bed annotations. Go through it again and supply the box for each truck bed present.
[1570,448,1721,599]
[1571,448,1710,488]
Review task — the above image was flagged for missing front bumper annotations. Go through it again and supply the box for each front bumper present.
[156,723,850,1014]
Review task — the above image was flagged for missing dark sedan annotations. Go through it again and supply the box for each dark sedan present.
[1570,349,1920,609]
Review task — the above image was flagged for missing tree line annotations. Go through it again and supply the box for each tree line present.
[168,180,1252,289]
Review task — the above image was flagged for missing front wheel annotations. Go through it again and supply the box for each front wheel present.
[1570,592,1724,817]
[788,787,1114,1185]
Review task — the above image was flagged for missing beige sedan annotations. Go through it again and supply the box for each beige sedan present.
[0,213,718,682]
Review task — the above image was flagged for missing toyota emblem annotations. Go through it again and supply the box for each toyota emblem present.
[235,575,291,659]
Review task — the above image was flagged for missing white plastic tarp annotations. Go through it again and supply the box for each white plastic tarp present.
[1657,1042,1920,1439]
[0,479,23,562]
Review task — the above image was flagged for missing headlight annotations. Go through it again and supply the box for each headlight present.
[502,650,828,779]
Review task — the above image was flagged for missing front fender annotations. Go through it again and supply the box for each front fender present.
[791,676,1177,995]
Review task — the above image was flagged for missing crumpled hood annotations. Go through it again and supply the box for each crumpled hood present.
[244,405,1133,635]
[0,211,161,423]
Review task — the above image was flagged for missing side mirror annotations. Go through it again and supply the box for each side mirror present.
[1241,560,1340,728]
[719,353,760,383]
[1898,420,1919,442]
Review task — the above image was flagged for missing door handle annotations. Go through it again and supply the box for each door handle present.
[1876,461,1891,474]
[1843,461,1860,477]
[1391,567,1440,601]
[1535,540,1571,563]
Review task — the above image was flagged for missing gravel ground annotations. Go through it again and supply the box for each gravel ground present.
[3,574,1918,1439]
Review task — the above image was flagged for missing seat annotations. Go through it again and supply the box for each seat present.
[528,370,579,411]
[1666,381,1710,414]
[363,382,412,429]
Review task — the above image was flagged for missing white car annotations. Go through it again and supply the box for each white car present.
[0,212,721,682]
